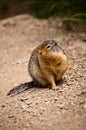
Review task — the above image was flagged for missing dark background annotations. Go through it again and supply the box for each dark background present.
[0,0,86,32]
[0,0,86,19]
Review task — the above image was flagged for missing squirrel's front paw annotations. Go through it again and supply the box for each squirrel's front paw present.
[51,85,58,90]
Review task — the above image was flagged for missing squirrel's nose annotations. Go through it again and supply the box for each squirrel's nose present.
[39,51,42,55]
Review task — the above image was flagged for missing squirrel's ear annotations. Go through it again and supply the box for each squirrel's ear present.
[54,41,58,46]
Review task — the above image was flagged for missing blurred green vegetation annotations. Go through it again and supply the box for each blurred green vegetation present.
[29,0,86,19]
[0,0,86,22]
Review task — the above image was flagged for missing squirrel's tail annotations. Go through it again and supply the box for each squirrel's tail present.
[7,81,37,96]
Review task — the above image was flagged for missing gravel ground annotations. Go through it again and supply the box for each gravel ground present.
[0,14,86,130]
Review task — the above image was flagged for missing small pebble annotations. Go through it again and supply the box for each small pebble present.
[8,115,14,118]
[1,104,5,108]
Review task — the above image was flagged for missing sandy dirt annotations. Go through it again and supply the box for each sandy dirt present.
[0,14,86,130]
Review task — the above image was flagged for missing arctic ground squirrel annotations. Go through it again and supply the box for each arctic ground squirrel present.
[7,40,68,96]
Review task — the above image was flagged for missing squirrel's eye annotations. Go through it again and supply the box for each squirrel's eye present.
[47,45,51,49]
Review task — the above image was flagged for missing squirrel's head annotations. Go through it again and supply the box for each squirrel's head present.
[38,40,58,56]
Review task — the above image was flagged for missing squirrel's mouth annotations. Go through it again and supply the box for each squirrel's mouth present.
[38,50,47,56]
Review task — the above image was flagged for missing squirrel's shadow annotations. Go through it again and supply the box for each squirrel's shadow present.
[7,80,64,97]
